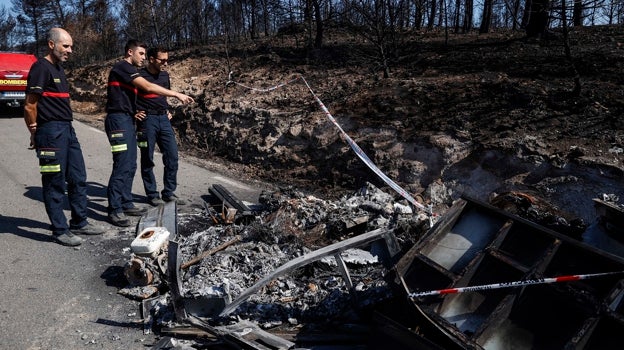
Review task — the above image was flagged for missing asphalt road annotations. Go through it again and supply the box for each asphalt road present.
[0,109,268,349]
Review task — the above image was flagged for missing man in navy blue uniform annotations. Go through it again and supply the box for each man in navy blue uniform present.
[105,40,193,227]
[24,28,106,246]
[136,47,186,206]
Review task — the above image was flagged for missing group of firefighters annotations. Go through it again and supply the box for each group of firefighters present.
[23,27,195,246]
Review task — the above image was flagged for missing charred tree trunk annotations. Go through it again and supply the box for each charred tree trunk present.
[428,0,437,28]
[304,0,313,50]
[414,0,424,29]
[521,0,533,28]
[453,0,461,33]
[261,0,270,36]
[463,0,474,32]
[479,0,493,33]
[572,0,583,26]
[250,0,258,39]
[438,0,445,26]
[512,0,521,29]
[525,0,550,38]
[147,0,161,44]
[561,0,582,96]
[313,0,323,48]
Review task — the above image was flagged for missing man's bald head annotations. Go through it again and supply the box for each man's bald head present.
[48,28,70,42]
[46,28,73,64]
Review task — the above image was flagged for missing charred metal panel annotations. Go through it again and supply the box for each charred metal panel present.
[392,195,624,350]
[594,198,624,235]
[210,184,254,219]
[137,201,177,237]
[167,240,188,322]
[219,321,295,350]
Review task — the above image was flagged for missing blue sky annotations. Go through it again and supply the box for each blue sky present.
[0,0,12,13]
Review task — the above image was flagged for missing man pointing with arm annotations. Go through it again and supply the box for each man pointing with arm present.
[136,47,186,206]
[105,40,193,227]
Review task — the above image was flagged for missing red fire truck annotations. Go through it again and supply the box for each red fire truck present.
[0,52,37,107]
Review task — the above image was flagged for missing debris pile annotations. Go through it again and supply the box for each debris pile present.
[172,183,430,327]
[111,182,624,349]
[112,182,432,349]
[489,191,588,238]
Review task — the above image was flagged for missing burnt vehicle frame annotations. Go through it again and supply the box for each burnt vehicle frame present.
[389,195,624,350]
[135,188,624,349]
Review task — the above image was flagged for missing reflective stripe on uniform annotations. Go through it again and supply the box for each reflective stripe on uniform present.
[40,164,61,173]
[111,144,128,153]
[137,141,148,148]
[42,91,70,98]
[108,81,137,93]
[138,92,160,99]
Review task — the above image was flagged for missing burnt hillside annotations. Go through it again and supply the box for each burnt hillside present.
[69,26,624,220]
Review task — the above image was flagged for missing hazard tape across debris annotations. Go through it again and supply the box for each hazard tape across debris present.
[226,73,432,216]
[408,271,624,298]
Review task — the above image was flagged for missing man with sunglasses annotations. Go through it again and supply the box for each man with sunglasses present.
[135,47,186,207]
[105,41,194,227]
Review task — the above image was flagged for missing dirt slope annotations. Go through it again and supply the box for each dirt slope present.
[68,26,624,222]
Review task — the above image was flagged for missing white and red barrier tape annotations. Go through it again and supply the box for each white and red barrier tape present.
[408,271,624,298]
[226,73,431,215]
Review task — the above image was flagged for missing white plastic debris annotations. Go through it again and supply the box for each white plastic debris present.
[131,227,171,257]
[394,202,413,214]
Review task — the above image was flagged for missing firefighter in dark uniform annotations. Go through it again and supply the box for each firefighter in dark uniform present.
[105,40,194,227]
[24,28,105,246]
[136,47,186,207]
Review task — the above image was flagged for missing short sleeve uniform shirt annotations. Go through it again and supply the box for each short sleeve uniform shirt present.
[26,58,72,123]
[106,60,140,114]
[136,68,170,112]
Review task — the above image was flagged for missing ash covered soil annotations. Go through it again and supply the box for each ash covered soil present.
[69,26,624,222]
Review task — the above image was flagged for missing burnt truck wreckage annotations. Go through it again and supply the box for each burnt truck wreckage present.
[115,182,624,349]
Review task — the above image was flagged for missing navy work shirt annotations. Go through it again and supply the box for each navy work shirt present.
[26,58,72,123]
[106,60,140,114]
[136,68,170,112]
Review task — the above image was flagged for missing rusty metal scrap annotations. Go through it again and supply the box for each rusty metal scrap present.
[124,257,155,286]
[209,184,254,224]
